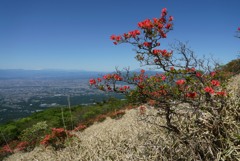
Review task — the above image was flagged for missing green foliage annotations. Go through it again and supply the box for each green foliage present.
[19,121,49,150]
[0,124,18,146]
[219,58,240,76]
[0,98,126,147]
[126,89,147,105]
[82,111,96,120]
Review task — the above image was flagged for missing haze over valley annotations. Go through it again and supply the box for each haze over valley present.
[0,69,123,124]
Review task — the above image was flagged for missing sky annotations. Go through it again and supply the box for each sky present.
[0,0,239,72]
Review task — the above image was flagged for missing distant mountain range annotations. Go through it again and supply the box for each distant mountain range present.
[0,69,163,79]
[0,69,107,79]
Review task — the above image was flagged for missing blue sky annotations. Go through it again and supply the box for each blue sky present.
[0,0,239,71]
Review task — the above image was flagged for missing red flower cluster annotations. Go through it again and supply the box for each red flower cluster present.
[169,16,173,21]
[186,67,196,72]
[211,80,220,86]
[40,128,73,147]
[129,30,141,38]
[155,73,166,81]
[186,92,197,98]
[143,42,152,47]
[165,23,173,29]
[110,35,121,41]
[152,49,172,57]
[110,35,122,45]
[15,141,29,151]
[41,134,52,146]
[103,74,123,81]
[161,8,167,17]
[196,72,202,77]
[110,7,173,48]
[176,79,185,85]
[119,85,130,92]
[123,30,141,39]
[89,79,96,85]
[216,91,227,96]
[210,71,216,77]
[52,128,65,137]
[138,19,154,29]
[2,145,13,153]
[204,86,214,94]
[97,78,102,82]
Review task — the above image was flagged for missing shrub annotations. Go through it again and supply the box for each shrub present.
[40,128,74,150]
[90,8,239,160]
[19,121,49,151]
[218,58,240,76]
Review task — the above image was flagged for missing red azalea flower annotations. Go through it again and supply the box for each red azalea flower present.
[41,134,52,145]
[176,79,185,85]
[153,18,158,24]
[138,19,153,29]
[103,74,111,80]
[152,49,160,55]
[210,71,216,77]
[123,33,129,39]
[2,145,13,153]
[97,78,102,82]
[161,75,166,81]
[113,74,122,81]
[170,66,175,71]
[123,85,130,90]
[169,16,173,21]
[165,23,172,29]
[115,35,122,41]
[161,49,171,57]
[110,35,116,40]
[160,31,167,38]
[135,30,140,35]
[204,86,214,94]
[157,23,164,29]
[143,42,152,47]
[211,80,220,86]
[162,8,167,13]
[186,92,197,98]
[89,79,96,85]
[196,72,202,77]
[161,8,167,17]
[216,91,226,96]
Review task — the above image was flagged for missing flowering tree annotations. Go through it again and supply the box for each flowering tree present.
[90,8,227,134]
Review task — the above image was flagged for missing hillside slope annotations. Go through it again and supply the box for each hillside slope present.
[5,74,240,161]
[5,106,165,161]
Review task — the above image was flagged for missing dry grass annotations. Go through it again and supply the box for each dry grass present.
[4,75,240,161]
[5,107,168,161]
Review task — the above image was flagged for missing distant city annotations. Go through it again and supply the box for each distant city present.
[0,69,123,124]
